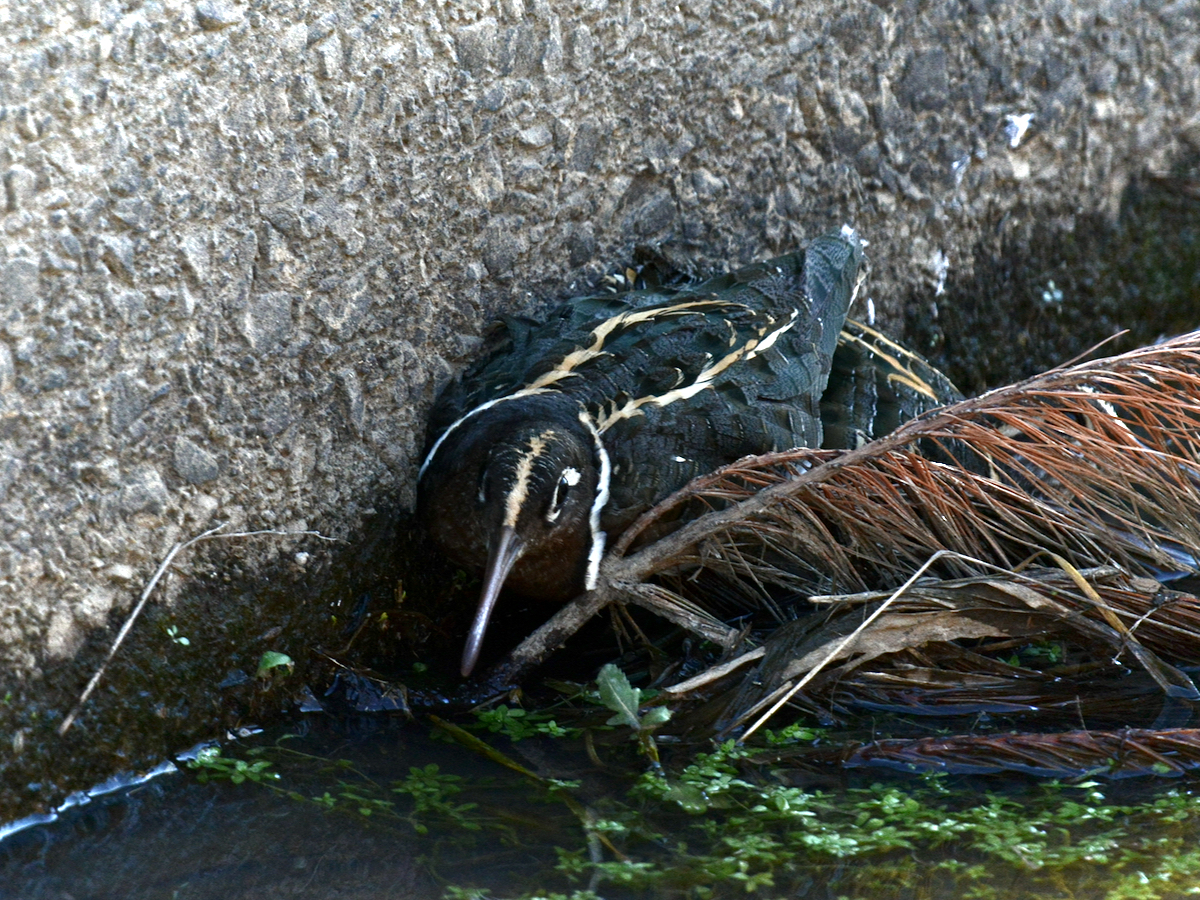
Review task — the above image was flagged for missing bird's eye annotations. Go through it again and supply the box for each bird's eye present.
[545,467,582,523]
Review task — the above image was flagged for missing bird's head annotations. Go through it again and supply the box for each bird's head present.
[418,396,602,676]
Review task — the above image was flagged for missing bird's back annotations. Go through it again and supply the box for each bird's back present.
[426,230,866,532]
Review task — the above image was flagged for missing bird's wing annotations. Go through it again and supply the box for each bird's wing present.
[425,231,864,504]
[595,233,865,530]
[821,319,964,450]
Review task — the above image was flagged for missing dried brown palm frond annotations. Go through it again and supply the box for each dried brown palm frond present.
[668,564,1200,738]
[609,330,1200,601]
[834,651,1164,724]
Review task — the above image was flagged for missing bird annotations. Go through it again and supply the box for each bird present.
[418,227,957,676]
[821,317,963,450]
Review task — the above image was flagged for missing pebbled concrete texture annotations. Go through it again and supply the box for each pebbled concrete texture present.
[0,0,1197,805]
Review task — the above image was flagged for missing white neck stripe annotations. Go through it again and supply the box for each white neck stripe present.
[577,410,610,590]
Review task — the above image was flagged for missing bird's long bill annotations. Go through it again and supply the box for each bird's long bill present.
[461,525,524,678]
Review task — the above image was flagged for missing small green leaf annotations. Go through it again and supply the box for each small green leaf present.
[256,651,294,678]
[640,706,672,727]
[665,782,709,814]
[597,663,642,730]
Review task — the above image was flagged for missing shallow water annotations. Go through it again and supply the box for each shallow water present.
[0,720,436,899]
[6,710,1200,900]
[0,715,568,900]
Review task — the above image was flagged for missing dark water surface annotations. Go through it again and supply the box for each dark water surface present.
[6,710,1200,900]
[0,720,439,899]
[0,715,577,900]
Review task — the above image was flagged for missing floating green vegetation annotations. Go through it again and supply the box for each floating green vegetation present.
[471,704,580,742]
[182,676,1200,900]
[188,742,495,837]
[255,650,295,679]
[188,745,280,786]
[598,742,1200,900]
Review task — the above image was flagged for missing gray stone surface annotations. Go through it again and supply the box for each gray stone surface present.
[0,0,1197,806]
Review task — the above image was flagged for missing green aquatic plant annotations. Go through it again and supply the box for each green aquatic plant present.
[473,705,578,741]
[255,650,294,679]
[184,739,494,837]
[761,722,825,745]
[391,763,481,835]
[186,746,279,785]
[549,761,1200,898]
[183,705,1200,899]
[595,663,672,766]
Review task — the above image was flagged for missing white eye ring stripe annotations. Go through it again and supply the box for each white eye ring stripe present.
[545,467,583,524]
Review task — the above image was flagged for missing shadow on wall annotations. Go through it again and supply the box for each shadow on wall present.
[905,155,1200,396]
[0,499,463,824]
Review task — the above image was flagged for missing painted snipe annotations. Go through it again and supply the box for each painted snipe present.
[418,227,960,675]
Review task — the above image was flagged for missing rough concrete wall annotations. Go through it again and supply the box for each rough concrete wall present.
[0,0,1197,800]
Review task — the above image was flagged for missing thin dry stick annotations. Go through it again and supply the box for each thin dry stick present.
[1049,329,1130,371]
[58,525,340,736]
[664,645,766,694]
[739,549,953,743]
